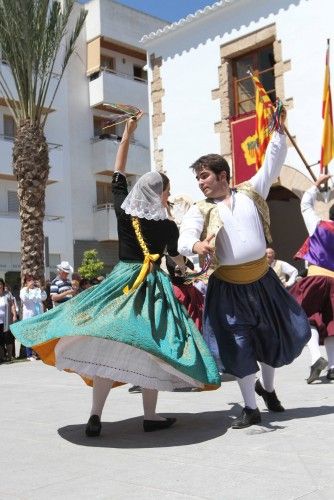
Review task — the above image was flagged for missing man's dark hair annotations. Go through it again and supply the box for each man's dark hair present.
[329,203,334,221]
[189,154,230,183]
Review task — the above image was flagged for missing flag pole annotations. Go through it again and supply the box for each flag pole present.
[247,70,317,182]
[282,127,317,181]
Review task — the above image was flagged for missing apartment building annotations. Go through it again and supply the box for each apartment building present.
[0,0,166,290]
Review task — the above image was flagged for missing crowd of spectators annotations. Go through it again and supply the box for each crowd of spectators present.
[0,261,105,364]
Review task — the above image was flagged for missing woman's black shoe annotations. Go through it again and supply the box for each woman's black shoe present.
[128,385,142,393]
[231,407,261,429]
[143,417,177,432]
[255,379,285,412]
[327,368,334,380]
[85,415,101,437]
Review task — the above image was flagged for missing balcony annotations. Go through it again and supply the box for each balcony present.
[93,203,118,241]
[89,70,148,111]
[0,211,65,253]
[91,135,149,176]
[0,135,63,183]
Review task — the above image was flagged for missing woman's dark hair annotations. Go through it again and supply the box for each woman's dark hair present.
[160,173,170,191]
[0,278,5,288]
[329,203,334,221]
[190,154,230,183]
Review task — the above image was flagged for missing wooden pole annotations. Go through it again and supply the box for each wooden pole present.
[283,126,317,181]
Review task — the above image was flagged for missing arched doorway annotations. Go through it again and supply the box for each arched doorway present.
[267,185,307,273]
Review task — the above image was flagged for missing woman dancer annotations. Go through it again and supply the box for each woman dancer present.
[11,114,220,436]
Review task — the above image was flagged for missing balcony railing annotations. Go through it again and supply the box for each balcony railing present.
[0,211,64,221]
[90,133,148,150]
[90,67,147,84]
[93,203,114,212]
[0,133,63,150]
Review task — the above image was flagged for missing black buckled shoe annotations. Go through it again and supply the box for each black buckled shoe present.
[255,379,285,412]
[231,407,261,429]
[143,417,177,432]
[327,368,334,380]
[128,385,142,393]
[307,357,328,384]
[85,415,102,437]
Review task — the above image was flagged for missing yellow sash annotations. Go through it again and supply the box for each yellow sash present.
[214,255,269,284]
[123,216,160,294]
[123,253,160,294]
[307,264,334,279]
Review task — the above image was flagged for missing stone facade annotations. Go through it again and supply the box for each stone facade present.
[149,54,165,172]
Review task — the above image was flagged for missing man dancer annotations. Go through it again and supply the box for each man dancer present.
[291,174,334,383]
[178,109,311,428]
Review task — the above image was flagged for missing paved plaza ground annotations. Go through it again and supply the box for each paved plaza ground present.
[1,347,333,500]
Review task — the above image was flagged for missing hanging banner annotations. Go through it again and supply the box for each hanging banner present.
[230,113,257,185]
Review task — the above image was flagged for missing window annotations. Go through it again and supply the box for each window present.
[96,182,113,206]
[101,55,115,72]
[7,191,19,213]
[232,45,276,115]
[133,65,147,81]
[3,115,16,139]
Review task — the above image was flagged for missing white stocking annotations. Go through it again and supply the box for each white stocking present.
[141,389,165,421]
[91,376,114,418]
[236,373,257,409]
[324,337,334,369]
[307,326,322,365]
[259,362,275,392]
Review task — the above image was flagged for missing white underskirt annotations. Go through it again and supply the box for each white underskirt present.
[55,336,204,391]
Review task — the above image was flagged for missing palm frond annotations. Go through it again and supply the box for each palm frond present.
[0,0,87,127]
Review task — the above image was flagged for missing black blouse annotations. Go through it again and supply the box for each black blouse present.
[112,172,179,263]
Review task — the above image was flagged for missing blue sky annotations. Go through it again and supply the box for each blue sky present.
[78,0,214,22]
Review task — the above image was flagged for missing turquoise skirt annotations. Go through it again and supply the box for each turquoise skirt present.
[11,261,220,391]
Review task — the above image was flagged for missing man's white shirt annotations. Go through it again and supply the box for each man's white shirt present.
[178,132,287,265]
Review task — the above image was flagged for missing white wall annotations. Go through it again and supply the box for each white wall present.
[145,0,334,200]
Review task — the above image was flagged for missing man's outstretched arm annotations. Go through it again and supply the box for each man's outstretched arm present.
[250,108,287,199]
[301,174,332,236]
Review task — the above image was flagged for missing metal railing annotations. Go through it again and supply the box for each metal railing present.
[0,211,64,221]
[90,133,148,149]
[93,203,115,212]
[90,67,147,84]
[0,133,63,150]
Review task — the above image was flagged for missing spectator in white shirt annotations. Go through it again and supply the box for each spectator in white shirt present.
[266,248,298,288]
[20,275,47,360]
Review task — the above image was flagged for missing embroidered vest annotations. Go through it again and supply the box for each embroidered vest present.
[196,182,272,267]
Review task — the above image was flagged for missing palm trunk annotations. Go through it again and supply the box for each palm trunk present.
[13,120,50,283]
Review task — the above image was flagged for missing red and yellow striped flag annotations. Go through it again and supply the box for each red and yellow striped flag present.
[320,39,334,172]
[252,74,274,169]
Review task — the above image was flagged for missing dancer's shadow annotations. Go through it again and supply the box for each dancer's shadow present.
[58,405,240,448]
[58,404,334,446]
[248,404,334,434]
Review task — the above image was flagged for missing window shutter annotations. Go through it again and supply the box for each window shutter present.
[8,191,19,212]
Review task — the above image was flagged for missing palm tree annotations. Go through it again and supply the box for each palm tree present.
[0,0,86,281]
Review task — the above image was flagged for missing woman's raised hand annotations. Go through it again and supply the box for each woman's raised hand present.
[124,110,144,136]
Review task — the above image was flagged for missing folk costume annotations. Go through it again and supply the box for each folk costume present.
[165,255,204,332]
[11,172,220,406]
[291,185,334,382]
[179,131,311,426]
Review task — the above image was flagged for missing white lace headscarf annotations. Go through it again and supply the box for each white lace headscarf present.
[121,171,168,221]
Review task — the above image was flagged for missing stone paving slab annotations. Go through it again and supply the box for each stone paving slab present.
[0,347,333,500]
